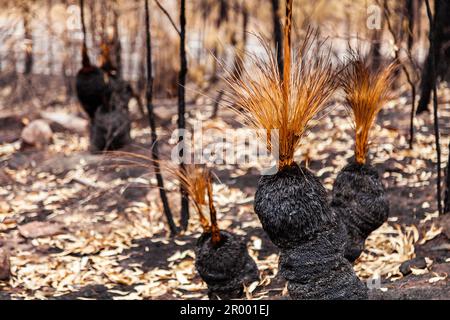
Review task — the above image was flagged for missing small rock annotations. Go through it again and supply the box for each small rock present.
[40,111,88,134]
[400,257,427,276]
[0,248,11,281]
[18,221,63,239]
[21,119,53,147]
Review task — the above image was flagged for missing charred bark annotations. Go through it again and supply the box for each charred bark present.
[22,3,33,76]
[144,0,178,235]
[424,0,443,214]
[445,140,450,214]
[417,0,450,114]
[271,0,283,77]
[179,0,190,230]
[254,165,368,299]
[195,230,259,300]
[445,140,450,213]
[331,162,389,262]
[112,3,122,78]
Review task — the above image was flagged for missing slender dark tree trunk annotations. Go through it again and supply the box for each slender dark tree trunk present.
[23,3,33,76]
[406,0,416,52]
[445,140,450,213]
[112,3,122,77]
[80,0,88,49]
[178,0,190,230]
[47,0,53,74]
[369,27,383,71]
[144,0,178,235]
[417,0,450,114]
[62,0,73,101]
[231,3,248,80]
[89,1,97,50]
[271,0,283,77]
[405,0,417,149]
[425,0,442,214]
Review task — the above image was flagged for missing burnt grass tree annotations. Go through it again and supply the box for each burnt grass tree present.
[226,0,367,299]
[75,0,109,120]
[75,0,131,152]
[165,165,258,299]
[331,52,396,262]
[144,0,178,235]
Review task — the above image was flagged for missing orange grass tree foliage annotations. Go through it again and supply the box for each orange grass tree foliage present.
[156,164,222,245]
[106,151,221,244]
[224,26,339,170]
[340,51,397,165]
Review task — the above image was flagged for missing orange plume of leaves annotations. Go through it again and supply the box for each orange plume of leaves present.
[340,50,397,164]
[223,28,339,170]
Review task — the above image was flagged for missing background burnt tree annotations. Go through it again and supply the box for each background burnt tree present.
[446,144,450,213]
[112,0,122,78]
[380,0,419,149]
[178,0,190,230]
[144,0,178,235]
[271,0,283,77]
[46,0,53,74]
[424,0,443,214]
[417,0,450,114]
[22,2,33,77]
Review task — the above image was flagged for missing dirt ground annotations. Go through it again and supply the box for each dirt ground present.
[0,80,449,300]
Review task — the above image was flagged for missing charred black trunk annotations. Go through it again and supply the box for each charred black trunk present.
[195,230,259,300]
[331,162,389,262]
[90,105,131,152]
[416,0,450,114]
[254,164,367,299]
[76,67,110,119]
[89,76,132,151]
[144,0,178,235]
[445,140,450,214]
[271,0,283,77]
[179,0,190,230]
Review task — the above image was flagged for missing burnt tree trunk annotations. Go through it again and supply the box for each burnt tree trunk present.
[445,140,450,213]
[112,2,122,78]
[22,3,33,76]
[417,0,450,114]
[47,0,53,74]
[178,0,190,230]
[369,25,383,71]
[444,143,450,213]
[88,1,97,50]
[62,0,73,101]
[144,0,178,235]
[271,0,283,77]
[231,2,249,80]
[425,0,443,214]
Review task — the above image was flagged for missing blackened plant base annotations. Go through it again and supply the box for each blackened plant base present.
[76,67,111,119]
[331,162,389,262]
[254,164,368,299]
[195,230,259,300]
[90,106,131,152]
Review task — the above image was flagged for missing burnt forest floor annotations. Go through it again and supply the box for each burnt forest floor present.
[0,80,449,300]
